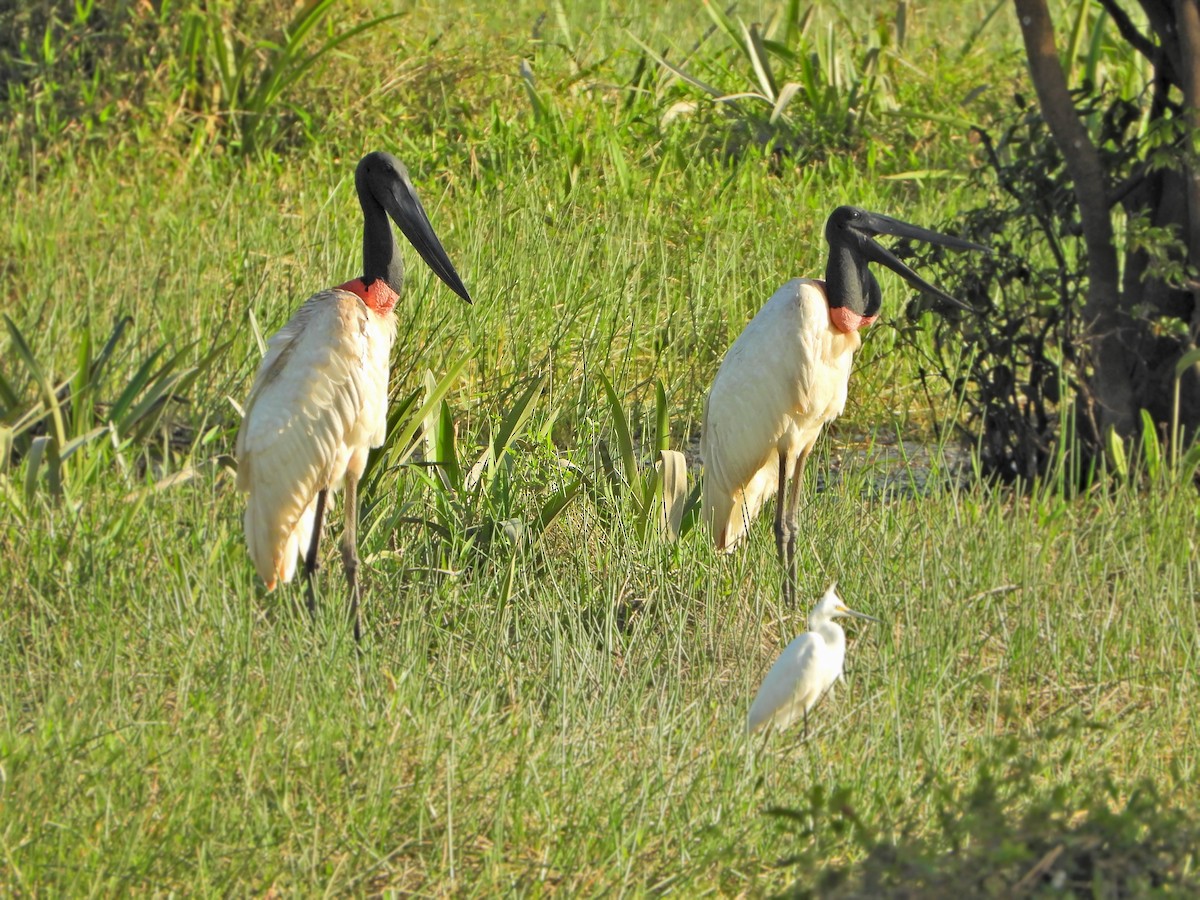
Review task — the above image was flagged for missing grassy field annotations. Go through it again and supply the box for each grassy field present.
[3,0,1199,895]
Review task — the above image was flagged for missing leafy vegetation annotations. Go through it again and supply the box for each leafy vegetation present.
[2,0,1199,894]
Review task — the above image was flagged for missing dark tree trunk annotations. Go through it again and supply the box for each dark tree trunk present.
[1173,0,1200,428]
[1012,0,1200,457]
[1013,0,1140,449]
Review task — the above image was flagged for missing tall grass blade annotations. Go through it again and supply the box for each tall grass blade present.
[381,355,472,471]
[71,326,94,441]
[492,376,545,459]
[597,372,639,500]
[769,82,802,124]
[4,315,67,447]
[1139,409,1161,480]
[628,34,724,98]
[743,21,778,101]
[0,425,11,475]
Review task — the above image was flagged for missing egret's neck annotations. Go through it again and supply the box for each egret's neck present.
[812,620,847,663]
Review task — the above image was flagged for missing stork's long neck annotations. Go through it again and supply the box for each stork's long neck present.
[360,192,404,296]
[824,242,880,333]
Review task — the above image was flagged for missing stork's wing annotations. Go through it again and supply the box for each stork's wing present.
[701,279,832,551]
[235,290,385,589]
[747,632,824,733]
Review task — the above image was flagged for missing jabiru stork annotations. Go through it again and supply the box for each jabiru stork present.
[235,151,472,640]
[700,206,983,603]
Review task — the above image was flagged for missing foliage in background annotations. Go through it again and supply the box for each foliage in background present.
[901,0,1200,485]
[979,0,1200,471]
[0,315,227,507]
[366,370,582,570]
[0,0,397,158]
[637,0,898,160]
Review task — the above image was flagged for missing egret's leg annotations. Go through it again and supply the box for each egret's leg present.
[782,445,813,606]
[341,476,362,643]
[303,489,328,616]
[773,452,792,604]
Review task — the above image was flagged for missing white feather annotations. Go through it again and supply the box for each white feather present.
[700,279,861,551]
[235,289,396,589]
[747,583,862,734]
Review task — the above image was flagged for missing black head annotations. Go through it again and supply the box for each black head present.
[824,205,984,332]
[355,151,472,303]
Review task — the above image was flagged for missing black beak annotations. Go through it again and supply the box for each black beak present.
[856,211,985,312]
[383,174,473,304]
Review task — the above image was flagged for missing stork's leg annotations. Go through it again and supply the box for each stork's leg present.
[782,445,812,605]
[303,489,328,616]
[341,476,362,642]
[773,451,793,604]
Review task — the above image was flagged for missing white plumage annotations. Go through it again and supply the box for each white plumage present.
[233,151,471,640]
[746,583,879,735]
[701,278,859,553]
[235,290,396,589]
[699,207,983,605]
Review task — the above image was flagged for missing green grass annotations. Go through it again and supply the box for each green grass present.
[3,0,1199,894]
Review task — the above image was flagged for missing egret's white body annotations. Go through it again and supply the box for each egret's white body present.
[236,289,397,589]
[747,583,879,734]
[701,278,859,553]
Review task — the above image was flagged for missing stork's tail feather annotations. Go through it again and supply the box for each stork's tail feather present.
[244,492,318,590]
[703,487,744,554]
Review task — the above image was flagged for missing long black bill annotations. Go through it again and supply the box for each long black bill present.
[383,175,473,304]
[858,211,985,312]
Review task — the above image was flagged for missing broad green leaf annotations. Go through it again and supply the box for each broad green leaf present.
[1174,347,1200,380]
[4,315,67,447]
[1139,409,1160,480]
[434,399,462,491]
[597,372,639,502]
[769,82,802,124]
[742,20,778,101]
[385,355,472,471]
[24,435,49,504]
[1105,426,1128,480]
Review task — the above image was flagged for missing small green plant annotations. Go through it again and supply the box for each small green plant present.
[0,315,227,505]
[593,373,696,543]
[360,367,582,570]
[635,0,896,158]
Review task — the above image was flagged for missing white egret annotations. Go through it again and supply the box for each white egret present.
[701,207,985,602]
[235,151,472,640]
[747,582,880,735]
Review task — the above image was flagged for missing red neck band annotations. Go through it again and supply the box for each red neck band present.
[828,306,878,334]
[336,278,399,315]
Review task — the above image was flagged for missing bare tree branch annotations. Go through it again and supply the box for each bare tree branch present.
[1097,0,1166,74]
